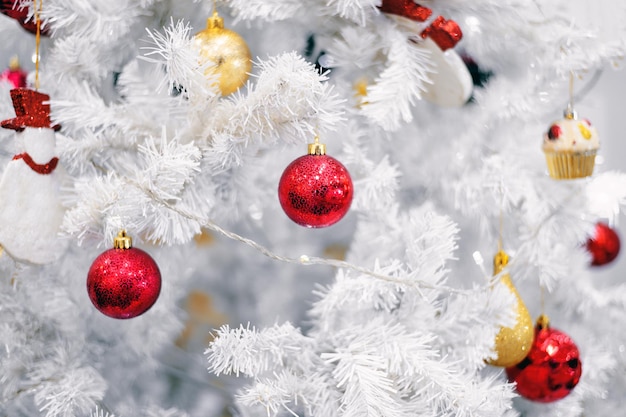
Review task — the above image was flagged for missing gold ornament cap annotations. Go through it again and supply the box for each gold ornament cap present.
[113,230,133,250]
[308,137,326,155]
[536,314,550,330]
[563,103,577,120]
[205,11,224,30]
[9,56,20,71]
[493,249,509,274]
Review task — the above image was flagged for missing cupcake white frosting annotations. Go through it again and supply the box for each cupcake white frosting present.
[542,116,599,153]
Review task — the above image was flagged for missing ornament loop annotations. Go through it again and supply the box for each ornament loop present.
[114,230,133,249]
[9,56,20,71]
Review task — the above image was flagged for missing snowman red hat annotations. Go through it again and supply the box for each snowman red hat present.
[1,88,61,131]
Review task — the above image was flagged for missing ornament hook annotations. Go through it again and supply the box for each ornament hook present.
[564,71,577,119]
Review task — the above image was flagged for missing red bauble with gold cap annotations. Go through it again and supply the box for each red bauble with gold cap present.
[506,315,582,402]
[586,222,620,267]
[1,57,27,88]
[87,231,161,319]
[278,139,353,228]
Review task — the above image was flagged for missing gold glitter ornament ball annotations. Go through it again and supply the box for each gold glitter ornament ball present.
[193,11,252,96]
[487,250,535,367]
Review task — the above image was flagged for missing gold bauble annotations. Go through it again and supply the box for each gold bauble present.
[487,250,535,367]
[193,11,252,96]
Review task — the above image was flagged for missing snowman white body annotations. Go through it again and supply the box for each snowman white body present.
[0,127,66,264]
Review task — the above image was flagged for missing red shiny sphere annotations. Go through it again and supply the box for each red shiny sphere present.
[278,154,353,228]
[87,247,161,319]
[586,222,620,267]
[506,325,582,402]
[0,68,27,89]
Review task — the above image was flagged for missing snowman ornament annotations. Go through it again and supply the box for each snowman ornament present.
[0,88,67,264]
[380,0,473,107]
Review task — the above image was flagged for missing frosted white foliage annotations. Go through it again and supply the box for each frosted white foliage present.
[350,155,401,212]
[237,372,320,417]
[204,53,344,169]
[35,368,106,416]
[42,0,140,41]
[324,348,400,417]
[359,23,433,130]
[142,19,217,97]
[89,405,191,417]
[208,323,309,378]
[137,131,202,202]
[325,0,381,26]
[328,27,383,71]
[585,171,626,219]
[51,80,164,143]
[228,0,315,22]
[208,315,515,417]
[225,53,343,140]
[206,207,515,417]
[1,0,626,417]
[143,406,190,417]
[91,407,115,417]
[45,36,110,84]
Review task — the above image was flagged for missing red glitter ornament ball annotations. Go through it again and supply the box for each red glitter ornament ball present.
[87,231,161,319]
[278,146,353,228]
[586,222,620,267]
[0,58,27,89]
[506,316,582,403]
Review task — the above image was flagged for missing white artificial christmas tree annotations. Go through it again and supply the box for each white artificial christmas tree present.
[0,1,625,417]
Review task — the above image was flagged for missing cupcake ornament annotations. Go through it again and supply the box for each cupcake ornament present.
[542,104,599,180]
[542,75,599,180]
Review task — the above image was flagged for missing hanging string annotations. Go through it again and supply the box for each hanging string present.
[34,0,43,91]
[498,181,504,252]
[539,284,546,316]
[121,177,478,296]
[565,71,575,118]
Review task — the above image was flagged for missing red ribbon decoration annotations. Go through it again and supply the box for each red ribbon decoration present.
[12,153,59,175]
[379,0,431,22]
[420,16,463,51]
[379,0,463,51]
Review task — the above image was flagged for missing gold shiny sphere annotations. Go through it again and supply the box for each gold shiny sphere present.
[193,12,252,96]
[487,251,535,367]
